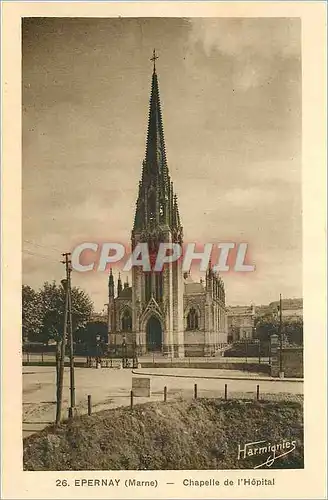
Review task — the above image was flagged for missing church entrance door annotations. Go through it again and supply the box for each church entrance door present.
[146,316,162,352]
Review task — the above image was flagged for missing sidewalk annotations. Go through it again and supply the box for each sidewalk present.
[132,368,303,383]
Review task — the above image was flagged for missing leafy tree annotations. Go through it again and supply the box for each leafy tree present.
[38,280,94,377]
[283,317,303,345]
[38,281,94,345]
[75,321,107,344]
[70,286,95,334]
[255,313,303,346]
[75,321,108,356]
[254,313,279,342]
[22,285,42,342]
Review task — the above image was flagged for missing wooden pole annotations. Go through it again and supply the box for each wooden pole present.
[56,278,69,425]
[164,386,167,402]
[256,384,260,401]
[279,293,283,374]
[87,395,92,415]
[130,390,134,409]
[194,383,198,399]
[63,253,76,410]
[224,383,228,400]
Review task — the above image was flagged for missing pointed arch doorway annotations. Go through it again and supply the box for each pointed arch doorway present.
[146,316,163,352]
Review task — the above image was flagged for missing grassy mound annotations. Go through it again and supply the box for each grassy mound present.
[23,399,303,470]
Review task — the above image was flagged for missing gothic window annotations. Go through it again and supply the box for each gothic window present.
[155,273,163,302]
[187,307,199,330]
[145,273,152,303]
[121,309,132,332]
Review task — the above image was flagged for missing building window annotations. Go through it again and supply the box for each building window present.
[121,309,132,332]
[145,273,151,303]
[155,273,163,302]
[187,307,199,330]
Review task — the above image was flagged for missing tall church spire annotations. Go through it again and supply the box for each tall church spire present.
[132,50,183,244]
[144,49,167,178]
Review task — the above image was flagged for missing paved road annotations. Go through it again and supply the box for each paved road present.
[23,352,270,365]
[23,366,303,438]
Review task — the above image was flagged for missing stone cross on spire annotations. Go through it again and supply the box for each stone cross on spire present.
[150,49,159,72]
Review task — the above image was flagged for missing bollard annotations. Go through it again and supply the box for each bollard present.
[130,390,134,409]
[41,352,44,364]
[194,383,198,399]
[88,395,92,415]
[110,358,113,368]
[224,384,228,400]
[164,386,167,402]
[256,385,260,401]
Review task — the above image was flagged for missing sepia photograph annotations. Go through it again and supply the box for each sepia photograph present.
[20,16,305,472]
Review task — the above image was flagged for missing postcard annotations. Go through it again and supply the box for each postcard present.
[1,1,327,499]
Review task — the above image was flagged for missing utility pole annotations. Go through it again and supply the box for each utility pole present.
[279,293,284,376]
[62,252,75,412]
[56,271,69,425]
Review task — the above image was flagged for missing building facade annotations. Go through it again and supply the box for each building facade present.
[227,298,303,343]
[227,305,256,342]
[107,57,228,357]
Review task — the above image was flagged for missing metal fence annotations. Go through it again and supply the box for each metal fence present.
[22,349,271,374]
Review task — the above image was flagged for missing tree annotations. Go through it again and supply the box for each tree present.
[75,321,108,355]
[38,282,65,345]
[283,317,303,345]
[22,285,42,342]
[38,280,94,380]
[255,313,303,346]
[75,321,107,343]
[38,281,94,345]
[254,313,278,342]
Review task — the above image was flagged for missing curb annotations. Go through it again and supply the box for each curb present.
[131,369,303,383]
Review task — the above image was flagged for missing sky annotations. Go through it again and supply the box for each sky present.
[22,17,302,312]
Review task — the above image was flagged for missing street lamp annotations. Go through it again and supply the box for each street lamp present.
[244,332,248,363]
[96,334,101,368]
[122,336,128,368]
[132,341,139,369]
